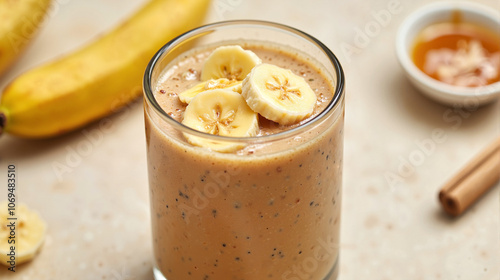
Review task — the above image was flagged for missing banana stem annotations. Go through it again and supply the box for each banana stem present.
[0,112,5,136]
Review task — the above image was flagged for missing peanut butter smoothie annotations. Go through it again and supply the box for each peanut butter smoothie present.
[144,23,344,280]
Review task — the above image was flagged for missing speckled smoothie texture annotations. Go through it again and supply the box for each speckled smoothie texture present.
[145,42,344,280]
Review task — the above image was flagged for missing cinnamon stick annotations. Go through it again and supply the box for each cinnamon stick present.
[439,136,500,216]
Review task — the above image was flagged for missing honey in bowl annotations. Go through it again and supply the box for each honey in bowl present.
[411,11,500,87]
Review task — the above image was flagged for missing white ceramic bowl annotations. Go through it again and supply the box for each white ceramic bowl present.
[396,1,500,106]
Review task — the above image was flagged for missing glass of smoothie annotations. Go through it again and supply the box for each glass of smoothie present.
[143,20,345,280]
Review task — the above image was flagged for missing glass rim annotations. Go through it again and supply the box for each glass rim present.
[143,20,345,143]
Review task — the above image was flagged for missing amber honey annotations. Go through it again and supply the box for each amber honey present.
[412,12,500,87]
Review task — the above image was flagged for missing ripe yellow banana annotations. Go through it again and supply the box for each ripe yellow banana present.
[0,0,210,138]
[0,0,52,76]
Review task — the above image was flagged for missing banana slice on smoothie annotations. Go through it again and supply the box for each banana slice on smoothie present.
[201,45,261,81]
[242,63,317,125]
[182,89,259,152]
[0,201,47,265]
[178,78,242,104]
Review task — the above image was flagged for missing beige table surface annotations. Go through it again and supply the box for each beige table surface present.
[0,0,499,279]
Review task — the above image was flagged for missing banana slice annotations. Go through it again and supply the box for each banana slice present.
[0,201,47,266]
[178,78,242,104]
[242,63,317,125]
[182,89,259,152]
[201,45,262,81]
